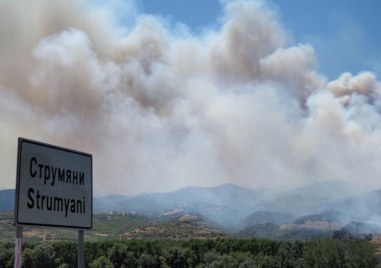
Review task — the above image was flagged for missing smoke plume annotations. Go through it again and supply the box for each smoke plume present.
[1,0,380,194]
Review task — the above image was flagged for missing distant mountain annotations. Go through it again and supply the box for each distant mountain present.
[0,189,15,211]
[323,188,381,222]
[234,185,381,240]
[113,183,270,228]
[239,210,351,240]
[263,180,355,216]
[94,194,130,212]
[87,181,381,230]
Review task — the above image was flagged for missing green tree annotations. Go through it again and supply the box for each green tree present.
[22,247,34,268]
[346,241,377,268]
[209,254,239,268]
[162,246,195,268]
[138,253,159,268]
[303,239,345,268]
[91,256,113,268]
[123,251,138,268]
[238,259,256,268]
[108,243,128,267]
[231,251,256,267]
[32,243,57,267]
[0,243,13,268]
[53,241,76,267]
[204,250,239,268]
[254,252,280,268]
[277,241,305,267]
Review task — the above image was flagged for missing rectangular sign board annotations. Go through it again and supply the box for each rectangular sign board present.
[15,138,92,229]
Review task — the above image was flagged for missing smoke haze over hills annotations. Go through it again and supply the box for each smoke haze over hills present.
[1,0,381,195]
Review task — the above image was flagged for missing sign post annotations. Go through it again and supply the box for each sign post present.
[14,226,23,268]
[14,138,92,267]
[78,230,85,268]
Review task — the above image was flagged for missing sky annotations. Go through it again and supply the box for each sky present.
[1,0,381,195]
[140,0,381,80]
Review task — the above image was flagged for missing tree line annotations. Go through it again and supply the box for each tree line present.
[0,237,379,267]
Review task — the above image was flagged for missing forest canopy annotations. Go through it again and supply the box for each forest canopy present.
[0,237,378,268]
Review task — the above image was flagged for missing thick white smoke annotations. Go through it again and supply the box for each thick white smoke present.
[1,0,380,194]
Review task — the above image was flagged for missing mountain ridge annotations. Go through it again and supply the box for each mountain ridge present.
[2,180,381,234]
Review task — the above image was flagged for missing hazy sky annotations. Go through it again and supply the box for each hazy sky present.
[1,0,381,195]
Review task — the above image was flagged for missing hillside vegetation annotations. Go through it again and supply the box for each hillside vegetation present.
[0,212,224,242]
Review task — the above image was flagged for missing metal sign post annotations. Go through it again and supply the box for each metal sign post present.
[14,226,23,268]
[78,230,85,268]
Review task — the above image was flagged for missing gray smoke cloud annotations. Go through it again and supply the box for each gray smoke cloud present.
[1,0,381,194]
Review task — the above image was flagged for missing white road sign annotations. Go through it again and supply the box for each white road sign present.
[15,138,93,229]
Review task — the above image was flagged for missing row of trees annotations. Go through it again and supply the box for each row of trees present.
[0,237,379,267]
